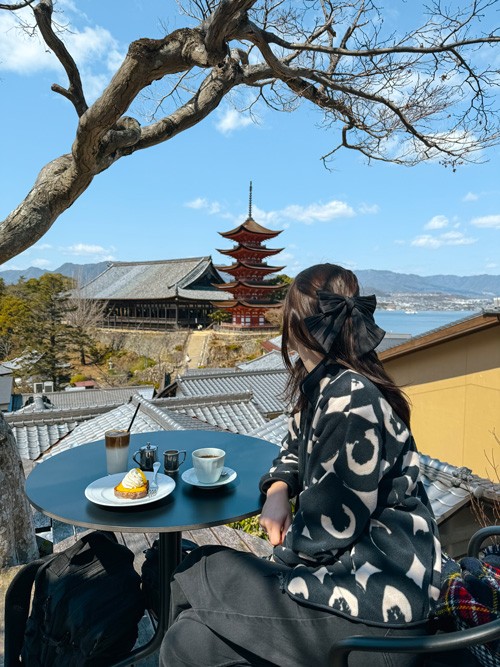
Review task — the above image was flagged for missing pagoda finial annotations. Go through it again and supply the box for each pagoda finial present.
[248,181,253,218]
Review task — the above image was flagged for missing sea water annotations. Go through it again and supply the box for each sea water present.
[374,310,478,337]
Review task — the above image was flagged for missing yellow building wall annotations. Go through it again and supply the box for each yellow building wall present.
[383,327,500,476]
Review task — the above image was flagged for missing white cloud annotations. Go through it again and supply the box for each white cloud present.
[186,197,355,228]
[411,231,476,248]
[279,200,355,225]
[185,198,221,214]
[215,109,255,135]
[395,130,483,164]
[463,191,479,202]
[33,243,53,251]
[0,12,55,74]
[31,258,52,269]
[0,9,124,100]
[424,215,448,230]
[471,215,500,229]
[185,198,207,210]
[485,262,498,269]
[67,243,106,254]
[358,203,380,215]
[63,243,116,260]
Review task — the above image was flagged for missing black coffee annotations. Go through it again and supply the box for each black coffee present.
[199,454,218,458]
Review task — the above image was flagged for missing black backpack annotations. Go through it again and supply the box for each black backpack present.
[5,531,145,666]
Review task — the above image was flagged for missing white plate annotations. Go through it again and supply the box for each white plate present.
[181,467,237,488]
[85,472,176,507]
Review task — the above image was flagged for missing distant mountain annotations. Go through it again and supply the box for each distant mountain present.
[54,262,110,285]
[0,267,46,283]
[1,263,499,297]
[0,262,110,286]
[356,270,500,298]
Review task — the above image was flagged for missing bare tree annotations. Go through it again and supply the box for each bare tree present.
[65,284,108,366]
[0,0,500,264]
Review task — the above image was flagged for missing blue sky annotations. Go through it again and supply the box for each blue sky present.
[1,0,500,278]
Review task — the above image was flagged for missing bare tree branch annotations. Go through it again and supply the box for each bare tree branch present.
[204,0,256,59]
[33,0,88,116]
[1,0,500,263]
[0,0,34,9]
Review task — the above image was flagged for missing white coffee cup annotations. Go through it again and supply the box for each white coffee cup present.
[192,448,225,484]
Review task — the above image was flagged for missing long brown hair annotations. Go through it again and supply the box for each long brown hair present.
[282,263,411,425]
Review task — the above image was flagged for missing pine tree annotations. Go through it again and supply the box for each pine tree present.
[19,274,75,389]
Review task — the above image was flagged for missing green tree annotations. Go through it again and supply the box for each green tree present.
[209,309,232,325]
[0,292,31,359]
[268,273,292,302]
[18,273,75,389]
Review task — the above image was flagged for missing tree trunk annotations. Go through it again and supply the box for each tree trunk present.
[0,414,38,567]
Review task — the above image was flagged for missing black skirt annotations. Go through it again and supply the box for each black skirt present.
[160,545,427,667]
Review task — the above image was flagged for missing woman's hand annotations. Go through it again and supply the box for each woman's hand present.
[259,481,292,546]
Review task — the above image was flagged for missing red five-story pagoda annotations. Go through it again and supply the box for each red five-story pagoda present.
[212,184,286,328]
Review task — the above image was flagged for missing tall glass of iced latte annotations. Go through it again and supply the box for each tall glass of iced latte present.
[105,429,130,474]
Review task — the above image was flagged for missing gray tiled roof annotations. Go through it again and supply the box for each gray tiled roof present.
[175,369,288,416]
[41,396,221,459]
[419,453,500,519]
[154,392,266,434]
[13,421,79,460]
[6,405,124,460]
[19,386,155,411]
[182,367,237,377]
[12,391,265,460]
[249,412,288,445]
[78,257,231,301]
[238,351,286,371]
[376,333,412,353]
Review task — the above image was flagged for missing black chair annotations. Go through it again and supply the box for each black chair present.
[329,527,500,667]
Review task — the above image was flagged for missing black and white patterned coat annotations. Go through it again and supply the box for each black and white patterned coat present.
[259,361,442,627]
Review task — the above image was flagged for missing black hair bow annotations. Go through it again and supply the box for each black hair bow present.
[304,292,386,356]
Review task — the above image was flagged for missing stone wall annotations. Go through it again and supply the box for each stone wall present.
[204,331,278,367]
[94,328,280,371]
[95,329,189,363]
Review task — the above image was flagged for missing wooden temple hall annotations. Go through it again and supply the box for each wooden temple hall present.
[77,257,233,330]
[77,186,286,330]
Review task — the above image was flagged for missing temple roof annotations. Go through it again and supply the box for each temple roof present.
[76,257,232,302]
[219,217,281,240]
[215,260,285,275]
[217,244,283,257]
[213,280,283,291]
[211,299,282,310]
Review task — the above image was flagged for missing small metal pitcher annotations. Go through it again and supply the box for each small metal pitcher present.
[132,443,158,471]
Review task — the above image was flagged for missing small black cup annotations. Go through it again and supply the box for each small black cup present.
[164,449,187,475]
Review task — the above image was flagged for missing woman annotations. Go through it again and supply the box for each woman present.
[160,263,441,667]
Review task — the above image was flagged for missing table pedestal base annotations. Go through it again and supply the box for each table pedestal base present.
[113,531,182,666]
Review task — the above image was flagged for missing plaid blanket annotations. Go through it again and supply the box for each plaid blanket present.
[435,546,500,667]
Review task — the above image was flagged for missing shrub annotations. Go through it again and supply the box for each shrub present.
[229,515,268,540]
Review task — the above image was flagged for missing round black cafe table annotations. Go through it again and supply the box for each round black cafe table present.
[25,430,278,666]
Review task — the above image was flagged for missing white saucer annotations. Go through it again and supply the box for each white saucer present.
[85,472,176,507]
[181,467,237,488]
